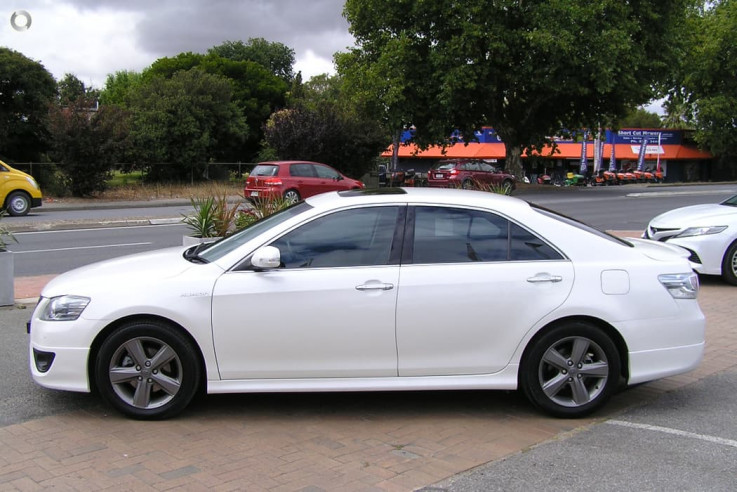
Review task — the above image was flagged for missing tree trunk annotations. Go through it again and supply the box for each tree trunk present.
[506,145,525,182]
[391,130,401,170]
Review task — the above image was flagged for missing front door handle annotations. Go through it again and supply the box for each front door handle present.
[355,283,394,291]
[527,273,563,283]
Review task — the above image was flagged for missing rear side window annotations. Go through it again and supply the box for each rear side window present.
[410,206,562,264]
[251,165,279,177]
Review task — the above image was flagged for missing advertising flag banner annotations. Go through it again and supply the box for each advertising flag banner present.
[580,132,588,174]
[609,142,617,171]
[595,136,604,173]
[636,137,648,171]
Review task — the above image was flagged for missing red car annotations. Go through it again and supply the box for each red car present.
[244,161,364,203]
[427,160,516,194]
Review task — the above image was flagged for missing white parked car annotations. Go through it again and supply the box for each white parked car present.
[29,188,705,420]
[644,194,737,285]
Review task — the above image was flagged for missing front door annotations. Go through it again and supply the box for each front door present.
[211,206,404,380]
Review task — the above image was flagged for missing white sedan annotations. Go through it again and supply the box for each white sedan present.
[644,194,737,285]
[29,188,705,420]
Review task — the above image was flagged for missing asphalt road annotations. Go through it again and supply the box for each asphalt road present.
[423,368,737,491]
[5,183,737,278]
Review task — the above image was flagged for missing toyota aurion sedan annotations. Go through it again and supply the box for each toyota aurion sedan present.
[29,188,704,420]
[644,194,737,285]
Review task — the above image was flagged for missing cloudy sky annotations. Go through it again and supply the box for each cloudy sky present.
[2,0,353,88]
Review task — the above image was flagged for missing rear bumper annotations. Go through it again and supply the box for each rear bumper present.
[31,198,42,208]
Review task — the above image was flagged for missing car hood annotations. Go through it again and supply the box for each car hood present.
[650,203,736,226]
[41,247,210,298]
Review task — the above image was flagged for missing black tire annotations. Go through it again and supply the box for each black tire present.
[461,179,474,190]
[721,241,737,286]
[501,180,514,195]
[6,191,31,216]
[283,189,300,203]
[520,322,620,418]
[94,321,201,419]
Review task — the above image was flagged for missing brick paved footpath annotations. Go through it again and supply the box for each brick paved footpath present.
[1,277,735,491]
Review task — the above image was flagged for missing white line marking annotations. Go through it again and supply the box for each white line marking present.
[607,420,737,448]
[13,223,183,236]
[13,242,152,254]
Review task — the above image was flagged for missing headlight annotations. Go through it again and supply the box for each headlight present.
[658,273,699,299]
[39,295,90,321]
[26,176,40,190]
[675,226,727,238]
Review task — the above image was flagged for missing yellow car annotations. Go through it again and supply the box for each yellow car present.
[1,159,43,216]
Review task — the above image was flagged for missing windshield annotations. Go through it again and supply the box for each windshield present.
[721,195,737,207]
[198,202,312,262]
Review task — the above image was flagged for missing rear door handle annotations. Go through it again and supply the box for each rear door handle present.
[527,273,563,283]
[355,283,394,291]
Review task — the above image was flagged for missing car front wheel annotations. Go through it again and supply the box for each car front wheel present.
[520,322,620,418]
[722,241,737,285]
[94,321,201,419]
[6,191,31,216]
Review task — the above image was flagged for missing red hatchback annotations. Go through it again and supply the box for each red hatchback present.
[244,161,364,203]
[427,160,516,194]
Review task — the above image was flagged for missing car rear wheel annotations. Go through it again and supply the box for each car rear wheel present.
[283,189,300,203]
[501,180,514,195]
[461,179,474,190]
[520,322,620,418]
[6,191,31,216]
[722,241,737,285]
[94,321,201,419]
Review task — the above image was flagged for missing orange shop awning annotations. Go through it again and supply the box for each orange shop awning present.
[381,142,507,159]
[528,143,712,160]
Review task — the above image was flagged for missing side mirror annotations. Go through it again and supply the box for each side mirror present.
[250,246,281,270]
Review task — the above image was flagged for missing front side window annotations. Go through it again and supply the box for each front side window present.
[270,206,401,268]
[314,164,340,179]
[410,206,562,264]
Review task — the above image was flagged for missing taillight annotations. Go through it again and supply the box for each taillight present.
[449,169,459,175]
[262,177,282,187]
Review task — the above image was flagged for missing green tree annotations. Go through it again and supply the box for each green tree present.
[264,74,386,179]
[49,94,130,196]
[208,38,296,82]
[619,108,663,129]
[677,0,737,177]
[144,51,288,161]
[57,73,85,105]
[129,68,248,182]
[0,48,57,161]
[338,0,694,178]
[99,70,143,107]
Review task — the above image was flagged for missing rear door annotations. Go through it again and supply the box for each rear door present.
[395,205,574,376]
[288,163,319,197]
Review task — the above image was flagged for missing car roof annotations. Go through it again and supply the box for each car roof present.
[258,160,327,166]
[305,187,531,213]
